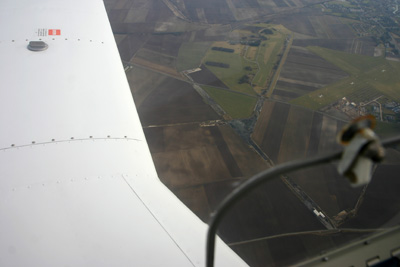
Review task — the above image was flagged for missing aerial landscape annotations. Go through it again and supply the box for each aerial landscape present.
[104,0,400,265]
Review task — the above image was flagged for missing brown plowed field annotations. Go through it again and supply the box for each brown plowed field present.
[183,0,235,23]
[257,102,291,162]
[306,112,323,157]
[277,106,313,162]
[145,123,270,220]
[252,100,364,217]
[116,34,149,62]
[143,33,191,57]
[273,14,317,37]
[342,163,400,228]
[189,65,229,88]
[252,101,275,147]
[127,66,219,125]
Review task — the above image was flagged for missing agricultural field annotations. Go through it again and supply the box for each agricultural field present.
[375,121,400,137]
[273,13,318,37]
[114,33,149,62]
[143,32,192,57]
[253,101,355,216]
[181,0,236,23]
[106,0,400,265]
[252,99,400,223]
[176,42,212,71]
[134,48,177,69]
[126,66,219,126]
[272,46,348,102]
[188,65,229,88]
[145,122,327,266]
[291,47,400,110]
[202,42,258,95]
[273,12,378,55]
[202,86,258,119]
[307,15,355,39]
[293,37,376,56]
[342,163,400,229]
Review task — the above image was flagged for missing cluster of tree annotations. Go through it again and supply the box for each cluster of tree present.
[261,28,274,35]
[205,61,230,68]
[238,75,250,84]
[247,39,261,47]
[211,47,234,53]
[244,66,252,71]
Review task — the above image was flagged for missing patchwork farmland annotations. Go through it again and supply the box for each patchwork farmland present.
[105,0,400,265]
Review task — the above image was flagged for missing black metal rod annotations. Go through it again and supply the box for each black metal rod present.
[206,135,400,267]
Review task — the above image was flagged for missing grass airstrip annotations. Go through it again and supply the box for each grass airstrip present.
[177,24,289,119]
[201,24,288,96]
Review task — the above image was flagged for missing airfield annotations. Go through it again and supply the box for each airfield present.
[105,0,400,265]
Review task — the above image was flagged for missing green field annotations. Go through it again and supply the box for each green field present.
[291,47,400,110]
[252,31,286,89]
[202,86,257,118]
[177,42,212,71]
[201,25,287,95]
[203,49,258,95]
[308,46,386,74]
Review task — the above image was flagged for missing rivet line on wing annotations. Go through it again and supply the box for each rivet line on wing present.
[2,136,141,150]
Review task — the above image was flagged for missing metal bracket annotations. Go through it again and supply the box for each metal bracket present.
[337,116,385,186]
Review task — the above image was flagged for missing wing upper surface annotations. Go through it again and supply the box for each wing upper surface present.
[0,0,247,266]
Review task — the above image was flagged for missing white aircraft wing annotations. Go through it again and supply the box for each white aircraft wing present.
[0,0,247,266]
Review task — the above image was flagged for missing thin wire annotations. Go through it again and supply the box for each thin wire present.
[206,135,400,267]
